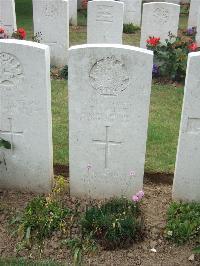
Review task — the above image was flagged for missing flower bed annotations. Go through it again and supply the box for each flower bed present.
[146,33,198,82]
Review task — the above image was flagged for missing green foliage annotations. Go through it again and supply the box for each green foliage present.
[0,258,62,266]
[0,138,11,149]
[123,23,140,34]
[63,236,97,265]
[193,246,200,254]
[166,202,200,244]
[60,65,68,80]
[17,196,73,242]
[147,33,198,81]
[81,198,142,249]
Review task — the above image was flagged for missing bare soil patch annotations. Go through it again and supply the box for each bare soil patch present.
[0,171,199,265]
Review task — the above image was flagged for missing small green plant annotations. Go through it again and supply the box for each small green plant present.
[12,177,73,248]
[193,246,200,254]
[17,196,74,243]
[165,202,200,244]
[63,235,97,265]
[0,138,11,149]
[81,197,142,249]
[60,65,68,80]
[123,23,140,34]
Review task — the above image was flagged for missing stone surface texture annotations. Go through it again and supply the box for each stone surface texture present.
[173,52,200,202]
[0,39,53,193]
[33,0,69,67]
[0,0,17,35]
[121,0,142,26]
[188,0,200,28]
[87,0,124,44]
[69,44,153,199]
[69,0,77,26]
[140,2,180,48]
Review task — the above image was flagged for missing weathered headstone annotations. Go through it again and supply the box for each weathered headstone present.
[140,2,180,48]
[33,0,69,67]
[0,39,53,193]
[173,52,200,202]
[0,0,17,35]
[69,44,153,199]
[195,9,200,46]
[121,0,142,26]
[87,0,124,44]
[69,0,77,26]
[188,0,200,28]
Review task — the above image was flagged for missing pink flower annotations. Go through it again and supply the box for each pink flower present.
[136,190,144,200]
[132,195,139,202]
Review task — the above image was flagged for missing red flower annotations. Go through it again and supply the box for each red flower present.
[146,37,160,47]
[0,27,5,34]
[188,42,198,52]
[17,28,26,39]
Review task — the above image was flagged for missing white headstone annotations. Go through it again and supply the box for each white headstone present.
[173,52,200,202]
[188,0,200,28]
[69,0,77,26]
[0,0,17,36]
[140,2,180,48]
[121,0,142,26]
[87,0,124,44]
[195,9,200,46]
[0,39,53,193]
[33,0,69,67]
[69,44,153,199]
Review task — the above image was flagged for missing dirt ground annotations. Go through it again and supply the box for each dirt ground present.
[0,171,199,266]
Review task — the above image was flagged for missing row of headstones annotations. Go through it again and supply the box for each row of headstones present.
[88,0,200,48]
[1,0,199,68]
[0,38,199,202]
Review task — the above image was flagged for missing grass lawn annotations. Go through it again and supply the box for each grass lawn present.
[15,0,186,174]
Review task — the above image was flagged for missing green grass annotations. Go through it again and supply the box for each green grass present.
[51,81,183,173]
[15,0,33,39]
[0,258,63,266]
[15,0,185,173]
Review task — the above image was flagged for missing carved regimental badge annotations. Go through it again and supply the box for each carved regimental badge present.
[89,56,129,96]
[0,53,23,88]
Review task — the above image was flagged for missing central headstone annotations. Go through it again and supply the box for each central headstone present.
[121,0,142,26]
[0,39,53,193]
[33,0,69,67]
[0,0,17,35]
[69,44,153,199]
[140,2,180,48]
[87,0,124,44]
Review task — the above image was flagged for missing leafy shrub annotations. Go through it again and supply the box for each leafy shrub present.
[81,197,142,249]
[17,196,73,242]
[14,176,72,243]
[165,202,200,244]
[123,23,140,34]
[146,33,198,81]
[60,65,68,80]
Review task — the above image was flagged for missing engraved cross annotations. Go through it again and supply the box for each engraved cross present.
[92,126,122,169]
